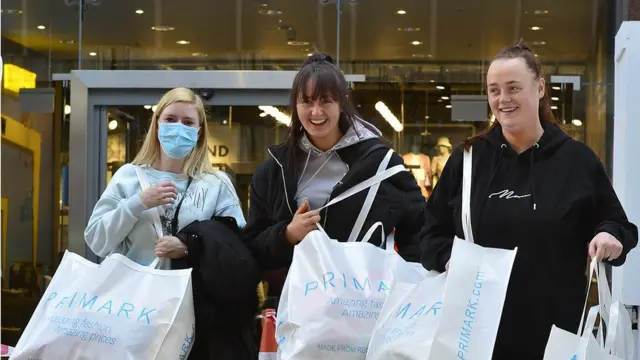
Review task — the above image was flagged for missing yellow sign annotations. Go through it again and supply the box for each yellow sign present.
[3,64,36,94]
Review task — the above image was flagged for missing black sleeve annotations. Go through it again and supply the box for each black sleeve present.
[242,162,295,270]
[419,147,464,272]
[388,152,426,263]
[590,156,639,266]
[177,222,261,329]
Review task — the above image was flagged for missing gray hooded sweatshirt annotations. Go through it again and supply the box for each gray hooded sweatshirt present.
[295,119,382,210]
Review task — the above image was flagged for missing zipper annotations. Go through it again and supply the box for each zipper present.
[268,149,294,216]
[323,159,349,229]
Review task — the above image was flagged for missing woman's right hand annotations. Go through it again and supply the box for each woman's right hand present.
[285,200,321,245]
[140,181,178,209]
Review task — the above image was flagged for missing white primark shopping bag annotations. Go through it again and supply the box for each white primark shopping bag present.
[543,258,626,360]
[10,251,195,360]
[276,149,427,360]
[426,146,518,360]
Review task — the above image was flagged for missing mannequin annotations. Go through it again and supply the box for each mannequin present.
[430,136,452,188]
[402,140,432,198]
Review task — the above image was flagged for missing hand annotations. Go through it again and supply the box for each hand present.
[155,236,188,259]
[588,232,623,262]
[285,200,321,245]
[140,181,177,209]
[445,260,450,272]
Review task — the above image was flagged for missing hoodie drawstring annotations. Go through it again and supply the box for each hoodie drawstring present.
[530,143,540,210]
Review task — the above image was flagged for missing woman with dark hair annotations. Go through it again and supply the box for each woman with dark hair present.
[244,52,425,299]
[420,42,638,359]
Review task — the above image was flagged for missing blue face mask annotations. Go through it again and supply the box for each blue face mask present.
[157,122,199,159]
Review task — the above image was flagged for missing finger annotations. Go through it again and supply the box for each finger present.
[595,245,605,261]
[309,215,321,224]
[588,241,597,260]
[158,181,176,188]
[304,210,321,218]
[613,245,623,260]
[295,200,309,215]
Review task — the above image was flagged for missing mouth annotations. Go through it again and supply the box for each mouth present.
[309,118,327,125]
[499,107,518,114]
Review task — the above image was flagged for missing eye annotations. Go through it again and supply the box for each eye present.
[164,116,176,122]
[489,88,500,95]
[509,86,520,92]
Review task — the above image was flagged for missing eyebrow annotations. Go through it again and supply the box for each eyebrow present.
[488,80,521,87]
[164,113,193,120]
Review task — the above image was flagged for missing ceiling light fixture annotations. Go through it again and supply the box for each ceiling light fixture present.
[532,41,546,45]
[288,40,310,46]
[191,52,208,57]
[436,85,445,90]
[441,96,450,100]
[375,102,403,132]
[176,40,190,45]
[258,8,282,15]
[398,27,420,32]
[534,9,549,15]
[445,104,452,109]
[550,105,558,110]
[135,9,144,14]
[552,86,561,90]
[60,40,76,44]
[396,9,407,15]
[259,106,291,126]
[108,120,118,130]
[89,52,97,56]
[64,105,71,115]
[37,25,46,30]
[151,25,175,31]
[306,53,313,56]
[412,41,423,46]
[530,26,542,31]
[572,119,583,126]
[144,105,152,110]
[1,9,23,14]
[551,96,559,101]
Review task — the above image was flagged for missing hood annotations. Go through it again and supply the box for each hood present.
[299,117,382,156]
[481,122,570,211]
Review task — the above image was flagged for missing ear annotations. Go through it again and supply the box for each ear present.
[538,77,546,99]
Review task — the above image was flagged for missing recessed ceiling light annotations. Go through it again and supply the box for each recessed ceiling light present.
[532,41,546,45]
[436,85,445,90]
[445,105,452,109]
[396,9,407,15]
[135,9,144,14]
[1,9,23,14]
[37,25,46,30]
[551,96,559,101]
[398,27,420,32]
[151,25,175,31]
[144,105,152,109]
[534,9,549,15]
[530,26,542,31]
[441,96,450,100]
[552,86,561,90]
[176,40,190,45]
[89,52,97,56]
[287,40,310,46]
[550,105,558,110]
[429,80,436,83]
[60,40,76,44]
[412,41,423,46]
[306,53,313,56]
[191,52,208,57]
[258,8,282,15]
[572,119,583,126]
[412,54,425,58]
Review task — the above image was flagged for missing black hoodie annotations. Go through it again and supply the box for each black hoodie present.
[420,122,638,360]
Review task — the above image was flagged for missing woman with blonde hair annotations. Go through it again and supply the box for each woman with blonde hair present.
[85,87,245,269]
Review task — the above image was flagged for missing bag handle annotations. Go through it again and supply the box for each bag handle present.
[347,149,394,243]
[318,162,406,213]
[361,222,395,253]
[461,147,474,243]
[133,166,163,269]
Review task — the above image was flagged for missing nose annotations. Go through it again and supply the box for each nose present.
[310,102,323,116]
[498,92,512,104]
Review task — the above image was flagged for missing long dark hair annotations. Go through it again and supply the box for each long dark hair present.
[285,52,374,175]
[464,42,556,149]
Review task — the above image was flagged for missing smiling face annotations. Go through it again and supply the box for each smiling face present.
[486,57,545,133]
[295,78,343,150]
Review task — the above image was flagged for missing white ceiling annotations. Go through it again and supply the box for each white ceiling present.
[1,0,600,64]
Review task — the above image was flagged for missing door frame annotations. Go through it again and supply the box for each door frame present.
[58,70,365,260]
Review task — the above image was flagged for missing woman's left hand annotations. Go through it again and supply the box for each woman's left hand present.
[155,236,188,259]
[588,232,623,261]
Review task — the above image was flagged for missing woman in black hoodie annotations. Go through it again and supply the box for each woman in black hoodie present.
[420,42,638,359]
[244,52,426,300]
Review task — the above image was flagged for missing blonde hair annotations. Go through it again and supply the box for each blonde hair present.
[132,87,213,178]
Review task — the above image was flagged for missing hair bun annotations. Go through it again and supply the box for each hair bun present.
[302,52,335,67]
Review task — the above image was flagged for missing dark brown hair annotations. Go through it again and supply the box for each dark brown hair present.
[285,52,377,175]
[464,42,556,149]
